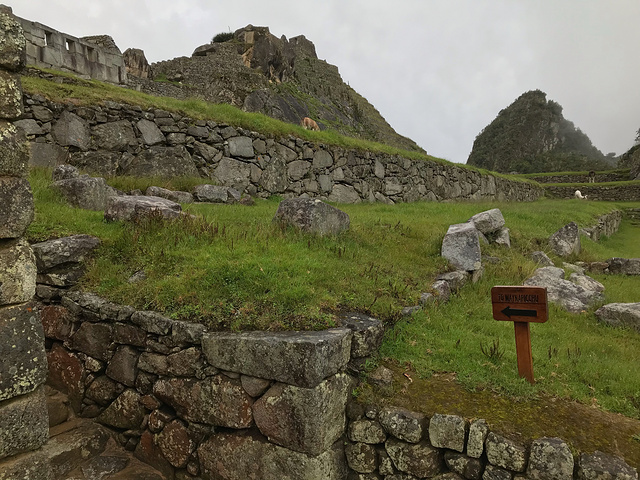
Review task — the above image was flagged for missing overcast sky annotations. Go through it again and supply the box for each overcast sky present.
[10,1,640,163]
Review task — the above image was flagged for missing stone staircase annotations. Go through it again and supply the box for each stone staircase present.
[44,387,167,480]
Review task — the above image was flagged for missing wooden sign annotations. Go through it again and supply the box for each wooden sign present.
[491,286,548,384]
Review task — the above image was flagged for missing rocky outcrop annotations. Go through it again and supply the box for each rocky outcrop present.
[524,266,604,313]
[123,48,150,79]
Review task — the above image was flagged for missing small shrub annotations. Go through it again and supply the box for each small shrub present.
[480,339,504,361]
[211,32,234,43]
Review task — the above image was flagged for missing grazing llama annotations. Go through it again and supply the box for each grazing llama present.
[301,117,320,131]
[574,190,588,200]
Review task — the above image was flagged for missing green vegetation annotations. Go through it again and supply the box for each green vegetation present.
[28,167,640,423]
[211,32,234,43]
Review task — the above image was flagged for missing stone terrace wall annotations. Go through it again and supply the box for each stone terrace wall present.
[528,171,630,184]
[18,92,543,203]
[0,8,50,479]
[11,7,126,84]
[545,184,640,201]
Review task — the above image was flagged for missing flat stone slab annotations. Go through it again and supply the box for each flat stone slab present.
[104,195,182,222]
[31,234,101,272]
[201,328,352,388]
[595,303,640,332]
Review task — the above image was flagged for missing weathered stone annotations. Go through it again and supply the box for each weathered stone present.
[136,119,165,145]
[607,258,640,275]
[167,347,204,377]
[240,375,271,397]
[385,437,444,478]
[531,251,555,267]
[467,419,489,458]
[0,176,33,238]
[104,195,182,222]
[313,149,334,168]
[288,160,311,180]
[52,111,90,151]
[445,451,483,480]
[156,419,195,468]
[329,184,362,203]
[595,303,640,332]
[442,222,482,271]
[14,119,43,136]
[80,455,130,479]
[69,150,127,177]
[171,319,205,344]
[429,413,468,452]
[153,375,254,428]
[577,451,637,480]
[548,222,581,257]
[47,342,86,411]
[493,227,511,248]
[40,305,74,341]
[378,407,427,443]
[339,313,385,358]
[0,122,29,177]
[0,303,47,401]
[253,373,352,455]
[52,164,79,181]
[527,437,574,480]
[569,273,605,294]
[229,136,255,158]
[130,310,174,335]
[105,345,139,387]
[273,198,350,235]
[192,183,239,203]
[349,419,388,444]
[145,186,194,204]
[524,266,603,313]
[123,145,198,177]
[213,157,252,192]
[485,432,528,472]
[0,448,50,480]
[469,209,505,234]
[346,442,378,473]
[201,328,352,388]
[85,375,124,406]
[0,71,23,119]
[0,238,35,304]
[31,234,101,272]
[54,175,117,210]
[97,389,145,429]
[484,464,513,480]
[198,432,348,480]
[0,387,48,460]
[430,279,451,303]
[71,322,114,361]
[134,430,174,480]
[436,270,470,293]
[0,12,27,71]
[368,365,395,387]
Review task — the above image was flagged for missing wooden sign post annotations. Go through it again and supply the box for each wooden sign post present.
[491,286,548,384]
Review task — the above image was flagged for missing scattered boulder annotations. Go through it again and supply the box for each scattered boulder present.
[607,258,640,275]
[32,234,100,287]
[524,266,604,313]
[435,270,470,293]
[469,208,505,234]
[53,175,119,210]
[577,450,638,480]
[441,222,482,271]
[531,251,554,266]
[145,186,194,204]
[549,222,581,257]
[52,164,79,181]
[273,198,350,235]
[192,184,241,203]
[594,303,640,332]
[104,195,182,222]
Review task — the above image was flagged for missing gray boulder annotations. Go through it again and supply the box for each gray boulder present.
[145,186,194,204]
[338,313,385,358]
[595,303,640,332]
[0,122,29,177]
[348,419,387,444]
[577,451,637,480]
[531,251,554,267]
[104,195,182,222]
[0,387,49,460]
[91,120,136,151]
[527,437,574,480]
[273,198,350,235]
[136,119,165,145]
[328,184,361,204]
[493,227,511,248]
[469,208,505,234]
[428,413,468,452]
[213,157,252,192]
[378,406,427,444]
[201,328,352,388]
[32,234,101,272]
[345,442,377,474]
[549,222,581,257]
[52,111,90,151]
[524,267,604,313]
[14,118,42,136]
[122,146,198,177]
[607,258,640,275]
[228,136,255,158]
[53,175,118,210]
[0,177,34,238]
[52,164,79,181]
[253,373,352,455]
[436,270,470,293]
[69,151,126,177]
[192,184,241,203]
[569,273,605,294]
[441,222,482,271]
[467,419,489,458]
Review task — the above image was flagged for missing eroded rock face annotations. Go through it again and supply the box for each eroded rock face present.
[253,373,353,455]
[123,48,150,79]
[549,222,581,257]
[273,198,350,235]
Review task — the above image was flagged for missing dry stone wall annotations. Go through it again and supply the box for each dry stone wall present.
[18,92,542,203]
[0,8,50,479]
[545,184,640,201]
[528,172,630,183]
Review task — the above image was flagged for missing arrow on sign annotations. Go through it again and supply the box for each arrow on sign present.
[501,306,537,318]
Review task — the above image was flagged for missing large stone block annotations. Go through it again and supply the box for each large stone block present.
[339,313,385,358]
[0,387,49,460]
[607,257,640,275]
[0,238,36,305]
[28,142,68,168]
[524,266,603,313]
[527,437,574,480]
[385,437,444,478]
[91,120,137,151]
[136,119,165,145]
[104,195,182,222]
[548,222,581,257]
[201,328,352,388]
[0,121,29,177]
[595,303,640,332]
[229,135,255,158]
[428,413,468,452]
[0,176,33,239]
[469,208,505,234]
[0,71,23,119]
[53,175,117,211]
[577,451,637,480]
[485,432,528,472]
[0,12,26,71]
[69,150,126,177]
[52,111,90,151]
[0,303,47,402]
[32,234,101,272]
[253,373,353,455]
[122,145,198,177]
[192,183,241,203]
[96,389,145,430]
[213,157,252,192]
[273,198,351,235]
[47,342,86,411]
[378,406,427,444]
[441,222,482,271]
[198,432,348,480]
[153,375,254,428]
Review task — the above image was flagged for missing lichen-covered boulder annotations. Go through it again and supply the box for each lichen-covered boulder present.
[0,238,36,304]
[0,387,48,461]
[378,406,427,444]
[524,266,603,313]
[577,451,637,480]
[532,251,554,267]
[345,442,378,474]
[104,195,182,222]
[0,11,26,71]
[0,176,33,238]
[428,413,468,452]
[385,437,444,478]
[526,437,574,480]
[469,208,505,234]
[0,121,29,177]
[467,419,489,458]
[193,183,241,203]
[348,419,387,444]
[145,186,194,204]
[32,234,101,273]
[607,258,640,275]
[595,303,640,332]
[273,198,350,235]
[548,222,581,257]
[54,175,118,211]
[0,71,23,119]
[338,313,385,358]
[441,222,482,271]
[485,432,528,472]
[96,389,145,430]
